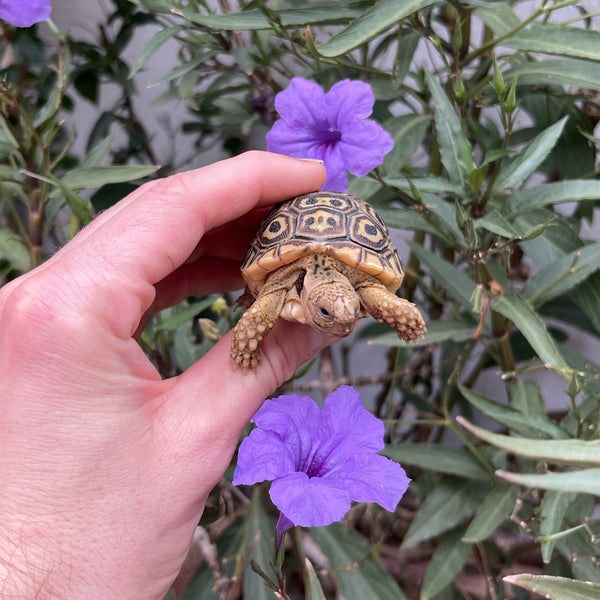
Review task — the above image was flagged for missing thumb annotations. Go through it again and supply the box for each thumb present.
[166,320,334,446]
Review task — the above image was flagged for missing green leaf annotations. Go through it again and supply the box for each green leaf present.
[0,228,31,272]
[406,242,476,309]
[79,130,118,169]
[368,319,476,347]
[179,3,368,31]
[303,558,327,600]
[540,490,577,563]
[508,180,600,215]
[60,165,160,190]
[458,385,570,439]
[129,26,181,78]
[155,298,216,332]
[504,574,600,600]
[492,117,568,193]
[457,417,600,467]
[425,70,476,188]
[383,443,489,480]
[422,195,466,245]
[312,524,408,600]
[490,291,567,369]
[317,0,439,57]
[497,469,600,495]
[420,527,473,599]
[384,175,464,196]
[382,114,432,171]
[463,484,519,543]
[523,242,600,306]
[473,5,520,35]
[403,478,489,547]
[243,490,278,600]
[475,210,521,239]
[505,59,600,93]
[501,22,600,62]
[376,207,440,237]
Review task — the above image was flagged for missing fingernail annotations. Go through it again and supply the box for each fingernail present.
[297,158,324,165]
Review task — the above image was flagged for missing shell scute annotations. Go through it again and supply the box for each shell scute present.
[242,191,404,293]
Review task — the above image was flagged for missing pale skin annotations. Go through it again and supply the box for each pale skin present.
[231,254,426,369]
[0,152,333,599]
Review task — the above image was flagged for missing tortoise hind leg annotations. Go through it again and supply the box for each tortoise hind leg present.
[357,283,426,342]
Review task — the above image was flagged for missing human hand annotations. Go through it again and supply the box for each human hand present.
[0,152,328,599]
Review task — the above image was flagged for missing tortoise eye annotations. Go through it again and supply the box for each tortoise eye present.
[318,307,332,319]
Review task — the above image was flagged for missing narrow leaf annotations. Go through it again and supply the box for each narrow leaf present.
[383,114,431,171]
[540,490,577,563]
[376,207,440,236]
[463,484,519,543]
[508,180,600,215]
[383,443,489,480]
[504,59,600,93]
[384,175,463,197]
[317,0,438,57]
[492,117,568,193]
[0,228,31,272]
[504,574,600,600]
[523,242,600,306]
[502,22,600,62]
[406,242,476,309]
[129,26,181,78]
[312,524,408,600]
[79,130,117,168]
[303,558,327,600]
[458,385,570,439]
[425,71,475,187]
[420,528,473,599]
[369,319,476,347]
[60,165,160,190]
[457,417,600,467]
[490,291,567,369]
[475,210,520,239]
[403,478,489,547]
[497,468,600,495]
[179,3,368,31]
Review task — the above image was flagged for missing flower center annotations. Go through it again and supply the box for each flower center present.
[319,127,342,148]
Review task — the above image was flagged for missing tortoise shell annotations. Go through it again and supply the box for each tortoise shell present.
[241,191,404,296]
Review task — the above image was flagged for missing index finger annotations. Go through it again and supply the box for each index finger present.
[48,152,325,321]
[69,152,325,284]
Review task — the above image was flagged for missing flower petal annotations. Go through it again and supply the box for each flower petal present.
[320,386,384,453]
[338,119,394,177]
[252,395,320,438]
[266,121,326,161]
[274,77,329,131]
[269,472,351,527]
[252,395,321,469]
[326,79,375,124]
[331,453,411,512]
[0,0,51,27]
[320,144,349,191]
[232,429,295,485]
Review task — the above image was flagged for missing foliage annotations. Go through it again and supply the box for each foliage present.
[2,0,600,598]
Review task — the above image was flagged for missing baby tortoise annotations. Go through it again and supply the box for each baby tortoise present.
[231,191,426,369]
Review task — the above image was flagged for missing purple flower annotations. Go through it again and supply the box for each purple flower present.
[266,78,394,191]
[0,0,51,27]
[233,386,410,546]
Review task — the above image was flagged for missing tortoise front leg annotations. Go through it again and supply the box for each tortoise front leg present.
[357,283,426,342]
[231,263,304,370]
[230,289,287,370]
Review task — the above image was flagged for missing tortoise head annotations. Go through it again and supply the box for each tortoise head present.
[301,259,360,337]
